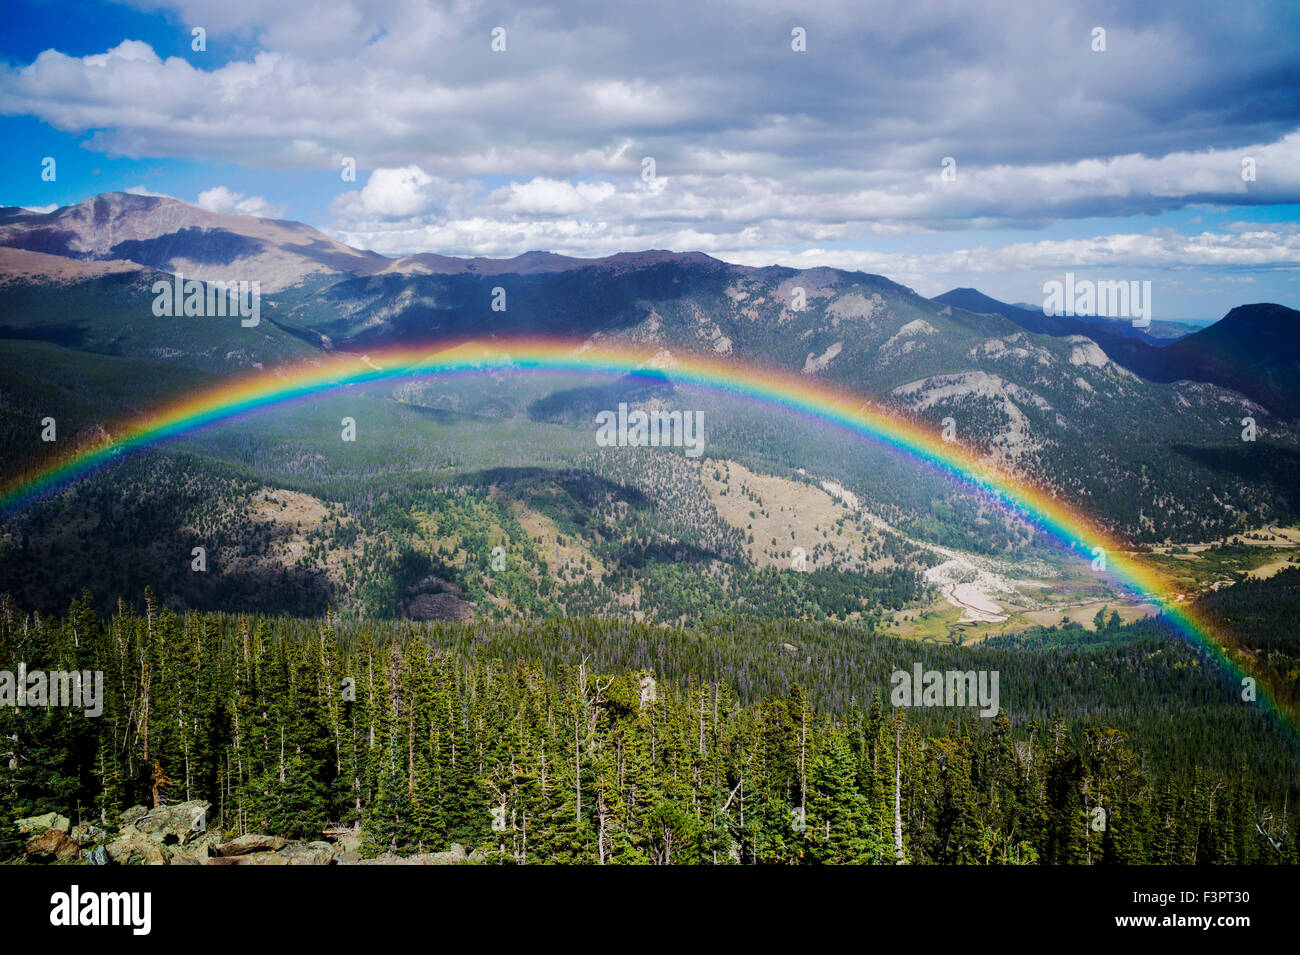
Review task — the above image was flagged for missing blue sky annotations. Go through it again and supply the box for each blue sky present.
[2,0,1299,318]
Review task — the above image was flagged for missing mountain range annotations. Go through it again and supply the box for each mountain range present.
[1,192,1298,620]
[3,194,1293,413]
[933,287,1300,418]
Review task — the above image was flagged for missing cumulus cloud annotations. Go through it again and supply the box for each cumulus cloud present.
[2,0,1297,295]
[496,178,620,216]
[321,149,1300,275]
[2,2,1297,205]
[195,185,288,218]
[330,166,442,219]
[124,184,174,198]
[717,229,1300,279]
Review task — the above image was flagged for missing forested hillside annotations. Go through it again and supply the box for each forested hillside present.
[4,196,1300,552]
[2,589,1295,865]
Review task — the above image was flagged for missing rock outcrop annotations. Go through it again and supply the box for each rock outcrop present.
[26,828,79,862]
[10,804,477,865]
[360,843,468,865]
[216,834,287,856]
[132,800,209,845]
[16,812,70,834]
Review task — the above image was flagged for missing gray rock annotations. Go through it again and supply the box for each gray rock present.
[359,843,468,865]
[119,806,148,827]
[331,829,364,855]
[191,829,225,857]
[358,852,415,865]
[16,812,70,834]
[205,851,288,865]
[216,833,286,856]
[105,832,168,865]
[70,823,107,847]
[133,800,208,845]
[278,841,335,865]
[85,845,110,866]
[167,829,223,862]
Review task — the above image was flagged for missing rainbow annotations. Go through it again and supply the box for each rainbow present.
[2,337,1295,738]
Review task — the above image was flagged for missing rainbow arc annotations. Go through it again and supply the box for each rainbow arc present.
[1,338,1292,739]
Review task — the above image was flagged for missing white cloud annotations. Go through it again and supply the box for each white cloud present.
[2,0,1297,298]
[195,185,288,218]
[124,184,173,198]
[330,166,439,219]
[716,229,1300,277]
[321,156,1300,277]
[1,1,1296,227]
[496,177,618,215]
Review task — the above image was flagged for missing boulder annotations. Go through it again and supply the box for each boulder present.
[167,829,223,862]
[216,833,286,857]
[133,800,208,845]
[105,832,168,865]
[85,845,110,866]
[331,829,364,855]
[358,852,414,865]
[16,812,70,834]
[360,843,468,865]
[70,823,107,847]
[440,843,468,864]
[204,851,288,865]
[119,806,148,827]
[25,828,79,862]
[279,841,335,865]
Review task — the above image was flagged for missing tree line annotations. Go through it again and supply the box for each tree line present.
[1,590,1295,864]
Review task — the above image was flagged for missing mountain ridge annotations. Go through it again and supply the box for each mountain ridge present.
[2,193,1300,626]
[933,286,1300,417]
[3,194,1295,425]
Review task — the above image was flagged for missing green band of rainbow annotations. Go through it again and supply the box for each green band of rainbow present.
[2,338,1294,740]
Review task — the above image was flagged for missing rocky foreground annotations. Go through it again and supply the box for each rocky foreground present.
[12,802,491,865]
